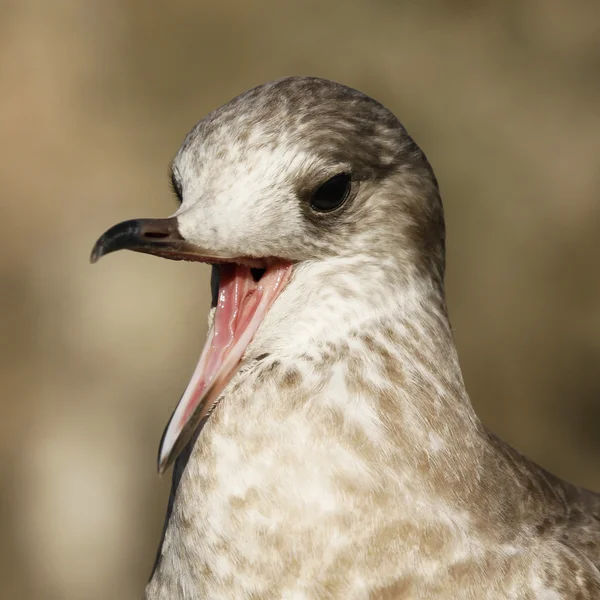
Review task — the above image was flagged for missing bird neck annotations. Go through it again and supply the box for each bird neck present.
[248,255,477,429]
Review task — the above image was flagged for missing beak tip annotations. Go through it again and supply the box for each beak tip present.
[90,246,101,264]
[157,451,171,475]
[90,234,112,264]
[157,432,174,475]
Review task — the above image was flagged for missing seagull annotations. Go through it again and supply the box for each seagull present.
[91,77,600,599]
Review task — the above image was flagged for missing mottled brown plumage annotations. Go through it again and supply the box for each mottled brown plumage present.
[94,77,600,598]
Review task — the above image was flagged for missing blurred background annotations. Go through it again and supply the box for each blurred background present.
[1,0,599,598]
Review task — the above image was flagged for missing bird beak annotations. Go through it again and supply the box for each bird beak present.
[90,217,204,264]
[91,217,293,474]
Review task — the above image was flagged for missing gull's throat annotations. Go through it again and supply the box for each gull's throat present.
[157,261,292,473]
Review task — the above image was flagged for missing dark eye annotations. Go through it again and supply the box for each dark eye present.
[169,167,183,203]
[310,173,351,212]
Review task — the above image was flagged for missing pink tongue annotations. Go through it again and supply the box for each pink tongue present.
[158,262,292,472]
[194,265,260,418]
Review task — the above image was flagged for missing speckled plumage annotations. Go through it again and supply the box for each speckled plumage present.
[143,78,600,599]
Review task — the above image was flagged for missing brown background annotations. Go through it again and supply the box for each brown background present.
[2,1,599,598]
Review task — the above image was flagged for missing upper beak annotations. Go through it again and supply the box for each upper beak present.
[90,217,200,264]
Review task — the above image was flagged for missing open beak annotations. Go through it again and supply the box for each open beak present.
[91,218,292,473]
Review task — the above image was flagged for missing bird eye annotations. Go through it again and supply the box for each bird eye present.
[310,173,351,212]
[169,168,183,203]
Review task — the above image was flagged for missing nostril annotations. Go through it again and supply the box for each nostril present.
[143,231,170,239]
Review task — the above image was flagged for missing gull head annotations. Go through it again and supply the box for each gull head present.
[91,76,445,472]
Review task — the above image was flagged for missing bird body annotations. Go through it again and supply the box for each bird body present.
[146,270,600,599]
[92,77,600,599]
